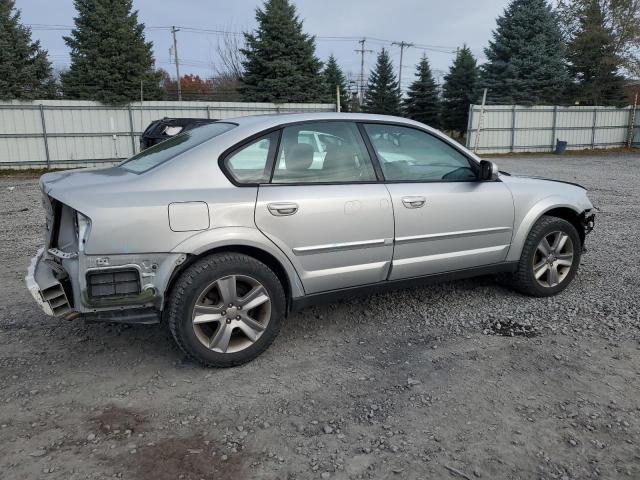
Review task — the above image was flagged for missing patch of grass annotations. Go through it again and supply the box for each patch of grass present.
[0,168,67,178]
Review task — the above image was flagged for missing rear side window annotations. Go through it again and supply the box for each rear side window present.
[271,122,376,183]
[223,132,277,184]
[120,122,235,173]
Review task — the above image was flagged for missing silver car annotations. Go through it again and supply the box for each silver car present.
[26,113,595,367]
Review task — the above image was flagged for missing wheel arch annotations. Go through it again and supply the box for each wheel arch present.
[543,207,586,246]
[163,228,305,316]
[506,197,586,262]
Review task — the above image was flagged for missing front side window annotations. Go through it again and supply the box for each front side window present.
[121,122,235,173]
[363,124,477,181]
[224,133,276,184]
[272,122,376,183]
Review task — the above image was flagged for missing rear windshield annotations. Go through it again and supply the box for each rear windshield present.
[120,122,236,173]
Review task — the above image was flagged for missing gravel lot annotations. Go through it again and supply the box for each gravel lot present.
[1,152,639,480]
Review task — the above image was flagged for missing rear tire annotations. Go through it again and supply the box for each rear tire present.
[167,253,285,367]
[512,216,581,297]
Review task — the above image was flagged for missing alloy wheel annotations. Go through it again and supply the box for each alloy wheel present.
[532,231,574,288]
[191,275,271,353]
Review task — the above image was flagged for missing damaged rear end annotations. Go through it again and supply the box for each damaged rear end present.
[26,187,79,319]
[25,170,183,324]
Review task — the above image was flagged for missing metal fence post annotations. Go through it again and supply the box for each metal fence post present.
[551,105,558,151]
[510,105,516,152]
[127,104,136,155]
[627,94,638,148]
[39,104,51,169]
[591,109,597,149]
[465,104,474,149]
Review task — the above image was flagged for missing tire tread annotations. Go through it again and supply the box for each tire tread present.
[167,253,285,368]
[512,215,581,297]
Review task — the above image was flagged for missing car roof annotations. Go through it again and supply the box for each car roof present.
[220,112,430,130]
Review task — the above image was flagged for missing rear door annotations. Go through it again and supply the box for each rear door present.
[362,123,514,280]
[254,121,394,294]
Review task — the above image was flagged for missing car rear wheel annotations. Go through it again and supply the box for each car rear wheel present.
[167,253,285,367]
[512,216,581,297]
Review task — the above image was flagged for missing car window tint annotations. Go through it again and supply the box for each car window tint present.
[120,122,235,173]
[224,133,275,184]
[363,124,477,181]
[272,122,376,183]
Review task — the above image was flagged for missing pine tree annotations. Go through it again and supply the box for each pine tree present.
[0,0,55,100]
[441,46,478,135]
[481,0,569,104]
[323,55,349,110]
[403,55,441,128]
[363,48,401,115]
[567,0,627,106]
[240,0,324,102]
[61,0,162,105]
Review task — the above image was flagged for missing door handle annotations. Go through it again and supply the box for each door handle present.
[267,202,299,216]
[401,196,426,209]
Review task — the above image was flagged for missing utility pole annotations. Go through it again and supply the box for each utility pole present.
[171,26,182,101]
[392,41,413,95]
[355,38,373,104]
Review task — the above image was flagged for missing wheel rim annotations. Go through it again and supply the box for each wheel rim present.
[191,275,271,354]
[532,230,574,288]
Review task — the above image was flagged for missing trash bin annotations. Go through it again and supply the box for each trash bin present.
[554,139,567,155]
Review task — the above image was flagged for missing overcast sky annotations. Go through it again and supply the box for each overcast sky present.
[17,0,513,90]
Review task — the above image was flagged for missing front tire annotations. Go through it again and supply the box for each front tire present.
[167,253,285,367]
[512,216,581,297]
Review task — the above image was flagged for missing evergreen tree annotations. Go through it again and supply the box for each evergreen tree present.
[61,0,162,105]
[567,0,627,105]
[481,0,569,104]
[363,48,401,115]
[403,55,440,128]
[0,0,55,100]
[441,46,478,135]
[323,54,349,110]
[240,0,324,102]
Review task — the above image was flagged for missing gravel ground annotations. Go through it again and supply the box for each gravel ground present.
[1,152,639,480]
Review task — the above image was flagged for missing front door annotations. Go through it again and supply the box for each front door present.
[362,123,514,280]
[255,121,394,294]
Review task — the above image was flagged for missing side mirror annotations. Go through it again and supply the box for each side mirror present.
[479,160,499,181]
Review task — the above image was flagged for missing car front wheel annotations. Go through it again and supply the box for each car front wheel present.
[167,253,285,367]
[512,215,582,297]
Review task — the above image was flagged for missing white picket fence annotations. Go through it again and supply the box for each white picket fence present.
[0,100,336,168]
[466,104,639,154]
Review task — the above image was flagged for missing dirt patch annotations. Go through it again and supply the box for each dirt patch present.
[92,404,146,434]
[483,319,539,337]
[121,435,244,480]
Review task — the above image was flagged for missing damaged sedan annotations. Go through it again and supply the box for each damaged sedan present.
[26,113,595,367]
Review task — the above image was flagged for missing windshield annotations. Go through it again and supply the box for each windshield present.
[120,122,236,173]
